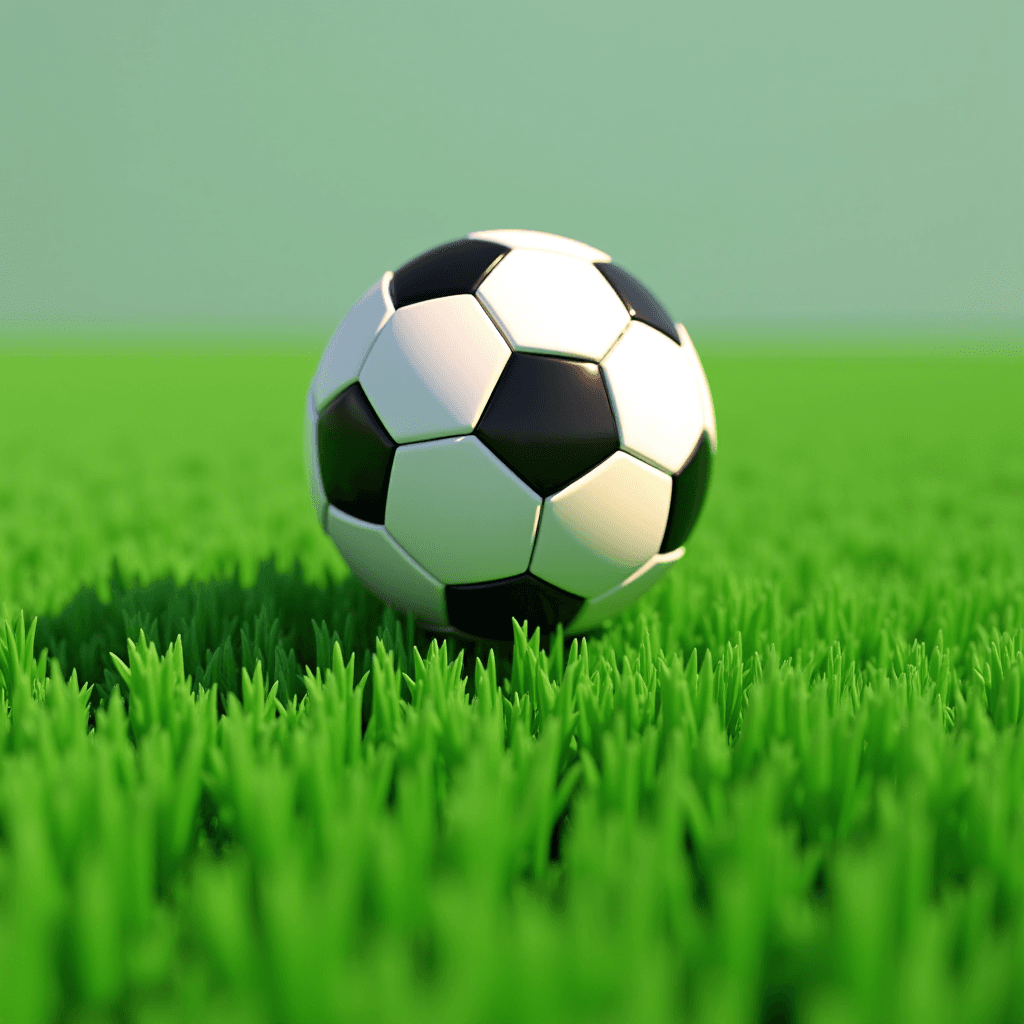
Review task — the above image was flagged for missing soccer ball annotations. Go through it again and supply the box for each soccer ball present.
[304,229,716,640]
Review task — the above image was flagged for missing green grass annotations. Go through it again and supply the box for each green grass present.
[1,343,1023,1024]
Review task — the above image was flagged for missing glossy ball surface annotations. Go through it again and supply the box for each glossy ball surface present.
[305,230,717,640]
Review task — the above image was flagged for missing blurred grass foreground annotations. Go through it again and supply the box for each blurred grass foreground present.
[0,343,1023,1023]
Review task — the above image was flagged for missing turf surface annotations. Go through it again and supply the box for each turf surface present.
[1,344,1022,1023]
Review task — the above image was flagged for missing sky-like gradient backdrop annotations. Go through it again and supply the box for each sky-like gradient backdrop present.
[1,0,1021,335]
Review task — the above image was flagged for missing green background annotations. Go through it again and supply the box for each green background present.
[2,5,1024,1016]
[2,0,1021,338]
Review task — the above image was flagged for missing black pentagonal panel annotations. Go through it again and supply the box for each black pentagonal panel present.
[316,383,396,524]
[661,433,713,552]
[475,353,619,497]
[446,573,585,640]
[597,262,680,343]
[390,238,510,309]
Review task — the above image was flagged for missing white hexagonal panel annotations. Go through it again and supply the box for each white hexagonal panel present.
[386,435,541,585]
[467,228,611,263]
[529,451,672,599]
[677,323,718,451]
[311,272,394,410]
[359,295,511,445]
[566,548,684,634]
[601,321,705,475]
[304,390,327,529]
[476,248,630,362]
[326,507,447,628]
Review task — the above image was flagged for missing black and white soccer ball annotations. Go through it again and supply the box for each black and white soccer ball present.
[304,229,716,640]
